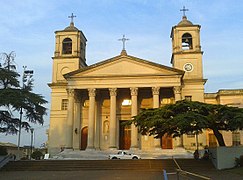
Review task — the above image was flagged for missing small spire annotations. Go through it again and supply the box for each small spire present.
[120,49,127,56]
[180,6,189,19]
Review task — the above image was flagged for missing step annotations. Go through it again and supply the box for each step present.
[1,159,214,172]
[1,159,178,171]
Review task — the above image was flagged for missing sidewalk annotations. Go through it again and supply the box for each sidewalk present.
[51,148,193,160]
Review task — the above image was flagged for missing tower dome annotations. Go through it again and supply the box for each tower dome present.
[177,16,193,26]
[64,22,79,31]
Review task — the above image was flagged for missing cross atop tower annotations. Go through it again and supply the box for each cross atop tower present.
[180,6,189,17]
[68,13,76,23]
[118,35,129,50]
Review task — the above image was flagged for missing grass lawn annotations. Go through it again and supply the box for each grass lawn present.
[225,167,243,175]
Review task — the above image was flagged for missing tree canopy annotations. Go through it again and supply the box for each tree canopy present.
[0,52,47,134]
[127,100,243,146]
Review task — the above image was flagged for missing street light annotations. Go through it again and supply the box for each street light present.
[191,121,199,151]
[195,131,199,151]
[30,128,34,159]
[17,66,34,160]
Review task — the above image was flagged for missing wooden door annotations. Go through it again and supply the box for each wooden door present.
[161,134,173,149]
[119,121,131,150]
[81,126,88,150]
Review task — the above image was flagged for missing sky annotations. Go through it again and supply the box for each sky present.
[0,0,243,148]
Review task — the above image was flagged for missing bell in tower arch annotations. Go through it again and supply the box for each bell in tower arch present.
[182,33,193,50]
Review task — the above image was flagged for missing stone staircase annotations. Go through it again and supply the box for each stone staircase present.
[1,149,213,174]
[1,159,214,173]
[1,159,176,171]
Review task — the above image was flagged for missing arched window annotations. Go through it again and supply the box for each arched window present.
[62,38,72,54]
[182,33,193,50]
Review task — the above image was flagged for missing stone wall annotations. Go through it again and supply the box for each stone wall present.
[209,146,243,169]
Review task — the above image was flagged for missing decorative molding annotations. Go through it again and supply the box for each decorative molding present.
[74,93,81,103]
[109,88,117,96]
[152,87,160,95]
[88,88,96,97]
[67,89,75,97]
[130,87,138,96]
[173,86,182,94]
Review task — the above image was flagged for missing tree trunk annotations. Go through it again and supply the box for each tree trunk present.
[212,129,226,146]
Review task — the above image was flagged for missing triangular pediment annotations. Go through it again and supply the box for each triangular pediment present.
[65,54,184,78]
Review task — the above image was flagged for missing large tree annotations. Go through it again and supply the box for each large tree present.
[0,52,47,134]
[127,100,243,146]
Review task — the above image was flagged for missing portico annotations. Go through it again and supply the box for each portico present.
[63,55,184,150]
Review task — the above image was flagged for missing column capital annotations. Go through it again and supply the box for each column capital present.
[109,88,117,96]
[67,88,75,97]
[173,86,182,94]
[88,88,96,97]
[74,94,81,103]
[152,87,160,95]
[130,87,138,96]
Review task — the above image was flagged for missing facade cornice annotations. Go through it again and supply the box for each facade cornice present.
[172,51,203,55]
[204,89,243,100]
[218,89,243,96]
[48,82,68,88]
[183,78,207,84]
[67,74,183,80]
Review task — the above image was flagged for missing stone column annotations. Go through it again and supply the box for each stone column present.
[152,87,160,108]
[173,86,183,147]
[152,87,161,149]
[95,95,101,150]
[73,94,81,150]
[174,86,182,102]
[87,88,96,149]
[130,87,138,149]
[109,88,117,149]
[66,89,75,149]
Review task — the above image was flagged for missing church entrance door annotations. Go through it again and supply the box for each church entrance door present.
[161,134,173,149]
[119,121,131,150]
[81,126,88,150]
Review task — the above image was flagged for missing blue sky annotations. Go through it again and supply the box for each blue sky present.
[0,0,243,147]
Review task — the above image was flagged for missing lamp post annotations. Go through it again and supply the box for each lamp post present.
[191,121,199,151]
[17,66,34,160]
[195,131,199,151]
[30,128,34,159]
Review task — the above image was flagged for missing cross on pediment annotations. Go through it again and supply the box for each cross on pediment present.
[118,35,129,50]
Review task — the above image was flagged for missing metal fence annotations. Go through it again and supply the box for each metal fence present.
[163,158,211,180]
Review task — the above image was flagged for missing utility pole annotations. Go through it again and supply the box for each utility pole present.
[17,66,34,160]
[196,131,199,151]
[30,128,34,159]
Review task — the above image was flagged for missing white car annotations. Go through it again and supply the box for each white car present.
[108,151,141,159]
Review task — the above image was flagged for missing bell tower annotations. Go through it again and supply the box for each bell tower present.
[52,13,87,83]
[170,7,206,102]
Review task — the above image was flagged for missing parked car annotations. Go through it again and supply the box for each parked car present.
[108,151,141,159]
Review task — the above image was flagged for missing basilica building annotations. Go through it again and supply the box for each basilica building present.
[48,14,243,155]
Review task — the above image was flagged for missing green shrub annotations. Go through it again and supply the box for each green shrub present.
[0,146,8,155]
[31,150,43,160]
